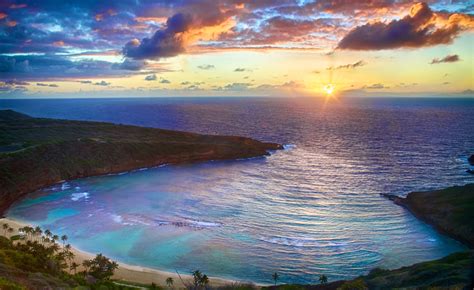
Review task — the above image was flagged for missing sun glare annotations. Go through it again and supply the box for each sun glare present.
[323,84,335,96]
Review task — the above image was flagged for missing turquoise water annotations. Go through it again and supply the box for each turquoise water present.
[5,97,473,284]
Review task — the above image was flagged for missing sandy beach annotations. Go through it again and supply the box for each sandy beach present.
[0,217,240,288]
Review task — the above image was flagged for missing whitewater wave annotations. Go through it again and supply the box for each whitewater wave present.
[61,182,71,190]
[283,144,296,150]
[109,213,222,229]
[71,192,89,201]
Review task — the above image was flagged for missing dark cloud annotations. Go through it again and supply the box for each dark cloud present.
[123,13,193,60]
[197,64,215,70]
[234,68,250,72]
[327,60,366,70]
[218,82,252,91]
[80,80,92,84]
[430,54,460,64]
[3,79,29,86]
[159,78,171,84]
[145,74,157,81]
[364,83,386,89]
[0,55,154,80]
[338,3,473,50]
[94,80,110,86]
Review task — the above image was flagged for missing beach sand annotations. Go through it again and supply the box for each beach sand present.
[0,217,240,288]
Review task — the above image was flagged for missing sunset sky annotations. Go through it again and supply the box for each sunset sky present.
[0,0,473,98]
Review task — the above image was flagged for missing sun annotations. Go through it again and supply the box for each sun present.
[323,84,335,96]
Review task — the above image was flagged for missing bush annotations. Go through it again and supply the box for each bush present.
[0,277,26,290]
[338,279,368,290]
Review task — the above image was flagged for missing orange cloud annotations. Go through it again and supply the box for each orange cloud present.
[6,20,17,27]
[53,41,65,47]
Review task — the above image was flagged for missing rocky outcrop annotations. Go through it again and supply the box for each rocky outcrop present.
[382,184,474,248]
[468,154,474,166]
[0,110,282,214]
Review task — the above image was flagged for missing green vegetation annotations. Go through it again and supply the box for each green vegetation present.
[261,251,472,290]
[0,110,281,214]
[0,223,140,289]
[386,183,474,248]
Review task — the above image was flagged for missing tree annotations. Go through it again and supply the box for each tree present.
[61,235,68,247]
[272,272,279,286]
[166,277,174,288]
[319,274,328,284]
[85,253,118,280]
[7,227,14,237]
[70,262,79,274]
[52,235,59,243]
[192,270,209,288]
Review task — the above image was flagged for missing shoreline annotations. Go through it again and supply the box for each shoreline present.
[0,217,245,288]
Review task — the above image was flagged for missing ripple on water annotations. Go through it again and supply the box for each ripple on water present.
[5,97,473,284]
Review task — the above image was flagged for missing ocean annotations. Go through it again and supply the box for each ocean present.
[2,97,473,284]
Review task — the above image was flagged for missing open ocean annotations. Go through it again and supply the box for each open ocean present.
[2,97,474,284]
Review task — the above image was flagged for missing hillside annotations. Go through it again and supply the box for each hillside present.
[384,184,474,248]
[0,110,282,214]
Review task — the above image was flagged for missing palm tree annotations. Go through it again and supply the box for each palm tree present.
[70,262,79,274]
[319,274,328,284]
[166,277,174,288]
[52,234,59,243]
[34,226,42,242]
[2,223,9,236]
[272,272,279,286]
[200,275,209,287]
[61,234,68,247]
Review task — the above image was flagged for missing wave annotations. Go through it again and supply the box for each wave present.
[283,144,296,150]
[259,236,349,248]
[61,182,71,190]
[109,213,222,229]
[71,192,89,201]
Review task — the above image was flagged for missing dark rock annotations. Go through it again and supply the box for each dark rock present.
[468,154,474,166]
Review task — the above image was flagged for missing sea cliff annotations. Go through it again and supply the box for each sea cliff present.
[383,183,474,248]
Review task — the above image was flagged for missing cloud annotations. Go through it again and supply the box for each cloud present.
[327,60,366,70]
[234,68,250,72]
[115,58,147,71]
[80,80,92,84]
[123,13,193,60]
[159,78,171,84]
[338,3,474,50]
[36,83,58,87]
[94,80,110,86]
[217,82,251,91]
[145,74,157,81]
[430,54,460,64]
[3,79,29,86]
[363,83,386,89]
[197,64,215,70]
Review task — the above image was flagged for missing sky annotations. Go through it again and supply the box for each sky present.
[0,0,473,98]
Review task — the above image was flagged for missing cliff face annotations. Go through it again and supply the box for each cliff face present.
[0,110,282,214]
[384,184,474,248]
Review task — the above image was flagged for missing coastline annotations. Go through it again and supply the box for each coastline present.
[0,110,283,216]
[381,183,474,249]
[0,217,242,287]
